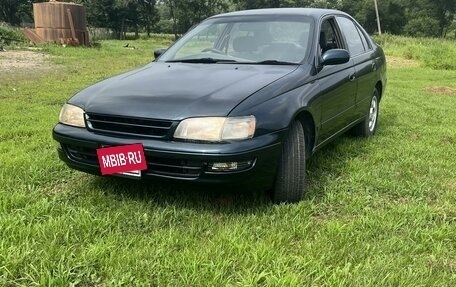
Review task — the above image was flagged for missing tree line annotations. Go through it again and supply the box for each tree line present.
[1,0,455,38]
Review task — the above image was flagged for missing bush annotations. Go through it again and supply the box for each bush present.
[447,21,456,39]
[404,17,441,38]
[155,19,174,34]
[87,27,113,41]
[0,23,26,46]
[422,45,456,70]
[139,33,174,42]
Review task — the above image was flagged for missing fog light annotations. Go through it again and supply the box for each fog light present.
[208,160,254,172]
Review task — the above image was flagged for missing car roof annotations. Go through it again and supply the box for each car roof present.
[210,8,349,20]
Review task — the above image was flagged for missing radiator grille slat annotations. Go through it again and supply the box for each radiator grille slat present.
[85,113,175,138]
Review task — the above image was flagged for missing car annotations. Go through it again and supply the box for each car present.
[53,8,387,203]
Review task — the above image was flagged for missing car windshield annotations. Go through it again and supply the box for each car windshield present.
[158,15,314,64]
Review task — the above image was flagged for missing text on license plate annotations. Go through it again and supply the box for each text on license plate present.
[96,143,147,176]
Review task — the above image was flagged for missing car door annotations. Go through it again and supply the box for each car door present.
[317,17,357,143]
[336,16,378,119]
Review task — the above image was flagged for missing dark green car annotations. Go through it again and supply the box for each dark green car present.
[53,8,387,203]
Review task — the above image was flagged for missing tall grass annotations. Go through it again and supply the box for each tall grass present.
[0,23,26,46]
[374,34,456,70]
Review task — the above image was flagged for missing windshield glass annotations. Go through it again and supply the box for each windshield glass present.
[158,15,314,64]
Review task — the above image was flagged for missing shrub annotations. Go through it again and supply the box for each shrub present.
[0,23,26,46]
[373,34,456,70]
[404,17,441,38]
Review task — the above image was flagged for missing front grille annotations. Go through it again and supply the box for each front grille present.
[62,144,204,179]
[64,144,98,165]
[85,113,175,138]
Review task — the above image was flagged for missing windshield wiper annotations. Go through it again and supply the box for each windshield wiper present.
[166,58,238,64]
[252,60,298,65]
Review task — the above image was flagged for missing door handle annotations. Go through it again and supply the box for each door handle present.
[372,62,377,71]
[349,74,356,81]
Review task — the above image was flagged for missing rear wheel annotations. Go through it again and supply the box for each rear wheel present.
[272,120,306,204]
[353,88,379,137]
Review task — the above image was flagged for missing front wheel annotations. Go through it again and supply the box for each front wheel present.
[352,88,380,137]
[272,120,306,204]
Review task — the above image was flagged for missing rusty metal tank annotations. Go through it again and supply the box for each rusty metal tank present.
[33,1,89,45]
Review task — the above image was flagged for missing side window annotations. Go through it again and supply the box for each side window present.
[356,26,372,50]
[319,18,342,54]
[336,16,365,57]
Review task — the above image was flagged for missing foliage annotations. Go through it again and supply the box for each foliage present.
[0,0,33,26]
[342,0,406,35]
[0,23,26,45]
[403,0,455,37]
[75,0,160,39]
[1,36,456,286]
[0,0,455,39]
[404,17,441,38]
[374,33,456,70]
[164,0,230,39]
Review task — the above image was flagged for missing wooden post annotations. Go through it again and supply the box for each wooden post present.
[66,8,79,45]
[374,0,382,35]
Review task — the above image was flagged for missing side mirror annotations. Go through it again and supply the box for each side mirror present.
[154,48,167,60]
[321,49,350,66]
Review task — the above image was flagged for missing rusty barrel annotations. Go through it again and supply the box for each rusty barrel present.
[33,2,89,45]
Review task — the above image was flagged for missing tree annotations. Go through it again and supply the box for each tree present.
[139,0,159,37]
[404,17,441,37]
[1,0,455,39]
[0,0,33,25]
[402,0,455,37]
[341,0,406,35]
[78,0,158,39]
[162,0,230,39]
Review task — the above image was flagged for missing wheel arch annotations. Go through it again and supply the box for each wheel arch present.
[375,81,383,101]
[293,109,316,159]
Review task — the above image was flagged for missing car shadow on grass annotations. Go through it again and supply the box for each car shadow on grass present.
[86,141,357,213]
[87,118,395,211]
[88,175,273,214]
[304,114,397,202]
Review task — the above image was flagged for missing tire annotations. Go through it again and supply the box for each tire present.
[272,120,306,204]
[352,88,380,137]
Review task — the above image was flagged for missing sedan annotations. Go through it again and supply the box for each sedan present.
[53,8,387,203]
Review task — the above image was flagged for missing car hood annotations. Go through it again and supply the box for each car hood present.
[69,62,298,120]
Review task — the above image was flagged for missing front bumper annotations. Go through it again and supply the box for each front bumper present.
[53,124,285,189]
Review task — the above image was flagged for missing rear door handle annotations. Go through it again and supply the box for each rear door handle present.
[349,74,356,81]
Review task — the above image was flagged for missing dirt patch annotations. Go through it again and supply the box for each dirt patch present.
[424,86,456,95]
[386,56,419,68]
[441,136,454,145]
[0,50,52,78]
[409,133,420,141]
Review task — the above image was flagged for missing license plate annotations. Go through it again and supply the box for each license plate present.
[116,170,142,179]
[96,143,147,177]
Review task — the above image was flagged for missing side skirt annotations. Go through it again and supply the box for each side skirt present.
[312,116,366,153]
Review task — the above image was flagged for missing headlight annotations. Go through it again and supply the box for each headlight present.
[59,103,85,127]
[174,116,255,142]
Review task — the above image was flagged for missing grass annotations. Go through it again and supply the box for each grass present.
[374,34,456,70]
[1,36,456,286]
[0,23,26,46]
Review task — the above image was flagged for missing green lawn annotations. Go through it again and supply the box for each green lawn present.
[1,36,455,286]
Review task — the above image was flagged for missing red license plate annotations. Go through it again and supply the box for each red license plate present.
[96,143,147,176]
